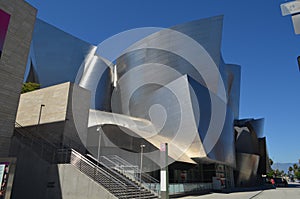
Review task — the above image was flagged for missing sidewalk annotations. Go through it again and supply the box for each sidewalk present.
[175,183,300,199]
[174,185,275,199]
[177,190,262,199]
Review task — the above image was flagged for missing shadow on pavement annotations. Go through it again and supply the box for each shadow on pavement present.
[215,184,275,194]
[171,184,277,198]
[170,183,300,198]
[170,190,212,198]
[277,183,300,188]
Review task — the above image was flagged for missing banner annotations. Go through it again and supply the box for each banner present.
[0,9,10,58]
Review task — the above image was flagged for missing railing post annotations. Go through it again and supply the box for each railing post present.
[64,150,68,164]
[79,156,82,171]
[94,164,96,180]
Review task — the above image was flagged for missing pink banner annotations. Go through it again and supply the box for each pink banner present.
[0,9,10,57]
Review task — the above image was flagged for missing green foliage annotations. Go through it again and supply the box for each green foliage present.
[267,167,285,178]
[267,170,275,178]
[287,163,300,179]
[293,163,298,171]
[274,169,284,177]
[295,171,300,180]
[21,82,40,94]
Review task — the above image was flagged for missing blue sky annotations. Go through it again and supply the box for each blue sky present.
[25,0,300,163]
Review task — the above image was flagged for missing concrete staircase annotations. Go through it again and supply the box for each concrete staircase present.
[98,154,159,195]
[70,150,158,199]
[14,123,158,199]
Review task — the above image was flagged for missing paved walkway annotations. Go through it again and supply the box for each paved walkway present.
[178,190,261,199]
[252,183,300,199]
[178,183,300,199]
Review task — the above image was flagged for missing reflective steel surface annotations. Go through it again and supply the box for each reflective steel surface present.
[25,15,269,177]
[24,19,93,87]
[234,118,266,186]
[84,16,241,167]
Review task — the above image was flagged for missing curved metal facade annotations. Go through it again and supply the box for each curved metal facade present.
[23,16,271,182]
[24,19,94,88]
[234,118,266,186]
[21,13,273,187]
[25,16,241,167]
[82,16,241,168]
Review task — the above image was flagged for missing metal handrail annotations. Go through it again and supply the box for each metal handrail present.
[70,150,127,189]
[15,122,60,148]
[15,121,84,151]
[100,156,138,179]
[14,124,158,198]
[86,154,139,189]
[100,156,135,170]
[108,155,133,166]
[14,123,158,197]
[14,122,58,163]
[107,155,159,183]
[100,154,160,196]
[101,156,139,176]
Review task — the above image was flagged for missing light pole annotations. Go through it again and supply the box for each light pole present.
[36,104,45,133]
[36,104,45,157]
[140,144,146,183]
[140,144,145,198]
[37,104,45,125]
[96,126,102,165]
[160,143,169,199]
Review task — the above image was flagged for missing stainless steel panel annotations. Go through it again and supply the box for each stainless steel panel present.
[85,16,239,168]
[235,153,260,187]
[27,15,244,169]
[27,19,93,87]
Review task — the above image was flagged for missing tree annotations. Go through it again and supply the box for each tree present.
[295,171,300,180]
[274,169,284,177]
[267,170,275,178]
[293,163,298,171]
[266,158,275,178]
[21,82,40,93]
[269,158,274,166]
[280,170,285,176]
[288,166,293,175]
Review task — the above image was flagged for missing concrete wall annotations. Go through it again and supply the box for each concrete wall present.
[16,82,90,153]
[16,82,70,127]
[10,136,116,199]
[0,0,36,157]
[10,137,50,199]
[56,164,117,199]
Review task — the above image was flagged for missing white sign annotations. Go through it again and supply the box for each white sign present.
[292,14,300,34]
[0,164,5,185]
[281,1,300,16]
[160,170,167,191]
[160,143,166,152]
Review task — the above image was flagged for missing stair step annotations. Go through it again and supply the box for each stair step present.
[75,153,159,199]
